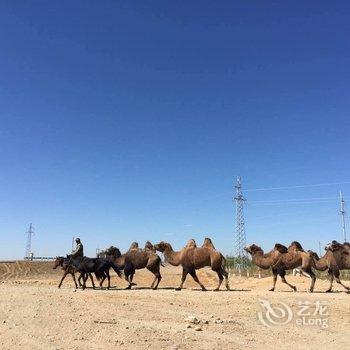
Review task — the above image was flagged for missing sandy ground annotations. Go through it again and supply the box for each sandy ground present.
[0,261,349,350]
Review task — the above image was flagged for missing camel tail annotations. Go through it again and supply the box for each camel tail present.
[109,261,123,278]
[221,254,228,272]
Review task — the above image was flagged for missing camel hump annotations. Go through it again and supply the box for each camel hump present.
[144,241,154,250]
[289,241,304,251]
[274,243,288,254]
[202,237,216,249]
[129,242,139,250]
[185,239,197,249]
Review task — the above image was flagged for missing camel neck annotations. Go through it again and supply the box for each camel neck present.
[163,248,181,266]
[252,251,274,269]
[313,252,329,271]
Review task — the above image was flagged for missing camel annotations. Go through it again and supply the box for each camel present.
[244,243,290,291]
[309,240,350,292]
[105,243,162,290]
[153,240,229,291]
[271,241,316,292]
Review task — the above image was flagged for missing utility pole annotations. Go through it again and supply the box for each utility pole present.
[234,177,248,274]
[25,223,34,259]
[340,191,347,242]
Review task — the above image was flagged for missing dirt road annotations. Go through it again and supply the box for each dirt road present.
[0,262,349,349]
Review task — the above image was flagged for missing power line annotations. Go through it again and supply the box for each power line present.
[249,196,337,204]
[248,200,336,206]
[245,181,350,192]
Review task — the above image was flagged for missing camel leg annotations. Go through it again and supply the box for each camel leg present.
[58,270,69,288]
[188,269,207,291]
[223,269,230,290]
[269,269,278,291]
[153,272,162,290]
[129,273,137,286]
[279,269,296,292]
[304,268,316,292]
[150,276,156,289]
[334,269,350,291]
[124,265,133,290]
[325,271,334,292]
[175,268,189,291]
[148,266,162,290]
[213,269,223,291]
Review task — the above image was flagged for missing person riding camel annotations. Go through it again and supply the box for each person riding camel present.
[71,238,84,258]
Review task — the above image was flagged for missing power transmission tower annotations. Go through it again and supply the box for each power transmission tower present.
[234,177,248,272]
[340,191,347,242]
[25,223,34,259]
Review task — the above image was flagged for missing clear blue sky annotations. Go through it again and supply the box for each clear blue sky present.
[0,1,349,259]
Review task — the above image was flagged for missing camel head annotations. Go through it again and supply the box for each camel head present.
[343,242,350,252]
[326,240,342,252]
[154,241,172,253]
[327,241,349,254]
[244,244,263,255]
[307,250,320,260]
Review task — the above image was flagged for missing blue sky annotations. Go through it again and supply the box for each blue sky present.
[0,1,349,259]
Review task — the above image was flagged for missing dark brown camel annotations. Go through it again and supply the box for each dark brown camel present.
[154,239,229,291]
[244,243,290,291]
[105,243,162,290]
[310,240,350,292]
[272,241,316,292]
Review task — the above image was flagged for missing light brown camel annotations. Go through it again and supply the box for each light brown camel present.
[272,241,316,292]
[244,243,290,291]
[105,244,162,290]
[154,240,229,291]
[309,240,350,292]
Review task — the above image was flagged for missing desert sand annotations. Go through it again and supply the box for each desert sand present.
[0,261,349,350]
